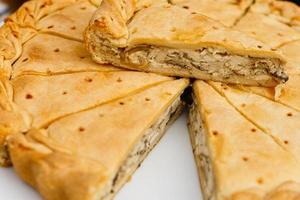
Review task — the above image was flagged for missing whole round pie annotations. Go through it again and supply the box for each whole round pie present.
[1,0,300,200]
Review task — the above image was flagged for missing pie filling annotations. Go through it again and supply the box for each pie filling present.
[0,145,10,166]
[188,102,216,200]
[123,46,287,82]
[100,95,184,200]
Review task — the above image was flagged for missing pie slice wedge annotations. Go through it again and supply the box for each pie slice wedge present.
[85,0,288,86]
[8,78,188,200]
[188,80,300,200]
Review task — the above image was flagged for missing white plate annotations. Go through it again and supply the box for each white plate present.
[0,2,9,23]
[0,111,203,200]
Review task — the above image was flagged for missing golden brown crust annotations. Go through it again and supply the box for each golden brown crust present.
[0,0,98,78]
[12,72,172,128]
[36,1,97,41]
[5,0,78,28]
[234,11,300,48]
[87,0,135,47]
[230,181,300,200]
[0,22,36,77]
[0,76,31,166]
[164,0,254,27]
[0,0,84,159]
[8,131,109,200]
[251,0,300,32]
[11,33,119,78]
[278,40,300,75]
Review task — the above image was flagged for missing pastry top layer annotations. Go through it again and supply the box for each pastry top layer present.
[0,0,101,155]
[86,0,286,60]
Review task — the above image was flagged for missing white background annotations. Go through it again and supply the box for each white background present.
[0,112,203,200]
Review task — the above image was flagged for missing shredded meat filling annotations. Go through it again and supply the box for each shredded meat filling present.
[101,95,183,200]
[188,102,216,200]
[123,46,287,82]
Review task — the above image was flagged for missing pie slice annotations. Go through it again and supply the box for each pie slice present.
[85,0,288,86]
[9,78,188,200]
[188,80,300,200]
[211,80,300,158]
[0,0,189,199]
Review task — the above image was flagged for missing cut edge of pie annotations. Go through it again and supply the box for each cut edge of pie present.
[85,0,288,86]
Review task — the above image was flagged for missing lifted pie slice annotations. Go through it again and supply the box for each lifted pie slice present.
[189,81,300,200]
[85,0,288,86]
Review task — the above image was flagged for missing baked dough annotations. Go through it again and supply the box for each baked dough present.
[234,12,300,48]
[189,80,300,200]
[0,1,189,200]
[85,0,288,86]
[277,40,300,75]
[251,0,300,32]
[163,0,254,27]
